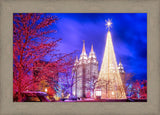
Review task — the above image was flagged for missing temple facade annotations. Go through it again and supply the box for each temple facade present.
[118,61,125,85]
[72,41,99,98]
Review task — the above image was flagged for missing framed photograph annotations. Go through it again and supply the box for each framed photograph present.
[0,0,160,115]
[13,13,147,102]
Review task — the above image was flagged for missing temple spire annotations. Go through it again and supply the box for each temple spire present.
[89,44,96,59]
[79,40,87,61]
[82,40,86,54]
[119,58,121,63]
[74,56,79,66]
[118,60,125,73]
[91,44,94,52]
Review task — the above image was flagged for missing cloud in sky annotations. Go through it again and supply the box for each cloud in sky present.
[50,13,147,80]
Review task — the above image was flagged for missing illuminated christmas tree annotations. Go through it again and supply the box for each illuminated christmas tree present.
[95,19,126,99]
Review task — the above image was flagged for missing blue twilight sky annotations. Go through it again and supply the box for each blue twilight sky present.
[49,13,147,80]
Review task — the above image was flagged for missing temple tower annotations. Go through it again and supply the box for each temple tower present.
[118,60,125,85]
[86,44,99,98]
[72,41,98,98]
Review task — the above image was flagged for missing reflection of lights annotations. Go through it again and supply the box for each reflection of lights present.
[112,91,114,95]
[45,88,47,92]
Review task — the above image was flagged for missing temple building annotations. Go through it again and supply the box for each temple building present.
[118,61,125,86]
[72,20,127,99]
[72,41,99,98]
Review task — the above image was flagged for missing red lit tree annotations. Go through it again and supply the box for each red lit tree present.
[13,13,75,101]
[139,80,147,99]
[126,79,147,99]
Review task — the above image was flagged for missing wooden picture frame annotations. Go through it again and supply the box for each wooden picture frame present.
[0,0,160,115]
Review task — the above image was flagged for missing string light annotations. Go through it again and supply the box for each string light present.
[96,20,126,99]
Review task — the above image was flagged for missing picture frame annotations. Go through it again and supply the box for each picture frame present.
[0,0,160,115]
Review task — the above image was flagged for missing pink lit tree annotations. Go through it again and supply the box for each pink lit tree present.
[13,13,75,101]
[126,79,147,99]
[139,80,147,99]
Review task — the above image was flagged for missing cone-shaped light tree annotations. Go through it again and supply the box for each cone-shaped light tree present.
[95,19,126,99]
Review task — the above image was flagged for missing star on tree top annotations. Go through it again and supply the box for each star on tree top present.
[105,19,112,30]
